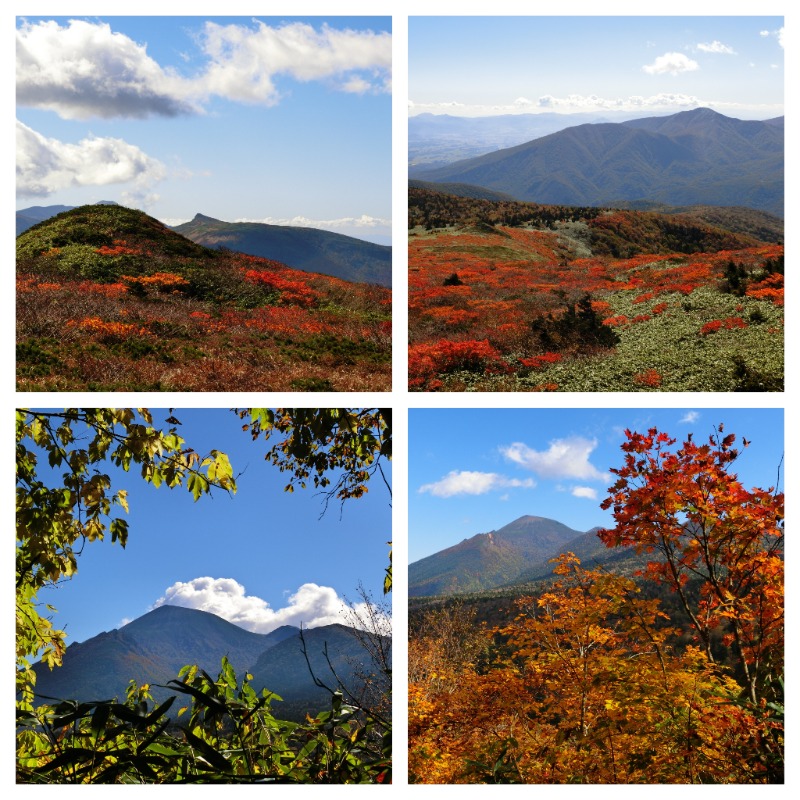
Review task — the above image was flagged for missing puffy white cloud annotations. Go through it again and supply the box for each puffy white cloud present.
[680,411,700,424]
[16,119,165,198]
[17,19,391,120]
[16,19,195,119]
[642,52,700,76]
[697,41,736,55]
[760,28,784,48]
[500,437,605,481]
[194,20,391,105]
[418,470,535,498]
[571,486,598,500]
[152,577,367,634]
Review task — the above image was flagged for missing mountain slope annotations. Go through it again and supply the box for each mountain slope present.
[409,516,648,598]
[251,623,391,718]
[16,201,118,235]
[16,204,392,392]
[173,214,392,286]
[409,515,592,597]
[32,606,287,704]
[414,108,783,217]
[31,606,386,721]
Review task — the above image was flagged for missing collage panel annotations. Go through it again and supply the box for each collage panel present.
[408,406,784,783]
[16,407,392,783]
[16,15,392,393]
[408,15,784,392]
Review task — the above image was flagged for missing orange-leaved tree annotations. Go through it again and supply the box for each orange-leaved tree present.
[598,424,783,709]
[408,555,769,784]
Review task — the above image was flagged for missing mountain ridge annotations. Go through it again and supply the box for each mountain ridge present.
[31,605,388,722]
[16,204,391,286]
[414,108,783,217]
[172,216,392,286]
[409,515,609,597]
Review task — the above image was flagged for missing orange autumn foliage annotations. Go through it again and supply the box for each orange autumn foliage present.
[409,426,783,784]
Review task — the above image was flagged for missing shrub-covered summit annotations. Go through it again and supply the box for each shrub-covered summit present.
[17,205,391,392]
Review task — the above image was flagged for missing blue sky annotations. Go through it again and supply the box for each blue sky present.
[409,16,784,119]
[16,16,392,244]
[29,409,391,645]
[409,407,784,563]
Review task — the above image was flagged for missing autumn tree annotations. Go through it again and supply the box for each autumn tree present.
[408,555,776,784]
[489,555,766,783]
[598,424,783,707]
[408,601,489,783]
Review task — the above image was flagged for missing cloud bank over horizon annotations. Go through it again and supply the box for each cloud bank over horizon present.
[408,93,782,119]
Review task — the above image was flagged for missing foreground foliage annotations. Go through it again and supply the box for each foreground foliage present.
[408,426,783,783]
[17,205,391,391]
[408,188,783,391]
[18,659,390,784]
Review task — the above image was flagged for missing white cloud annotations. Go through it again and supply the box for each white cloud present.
[195,20,391,105]
[17,19,391,120]
[697,41,736,55]
[418,470,535,498]
[341,76,372,94]
[152,577,367,634]
[759,28,784,48]
[679,411,700,424]
[643,52,700,76]
[500,437,605,481]
[571,486,598,500]
[16,19,196,119]
[16,119,165,198]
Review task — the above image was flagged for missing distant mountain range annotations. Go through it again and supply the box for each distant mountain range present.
[409,110,634,172]
[16,205,391,287]
[409,515,641,597]
[413,108,784,217]
[32,605,389,722]
[172,214,391,287]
